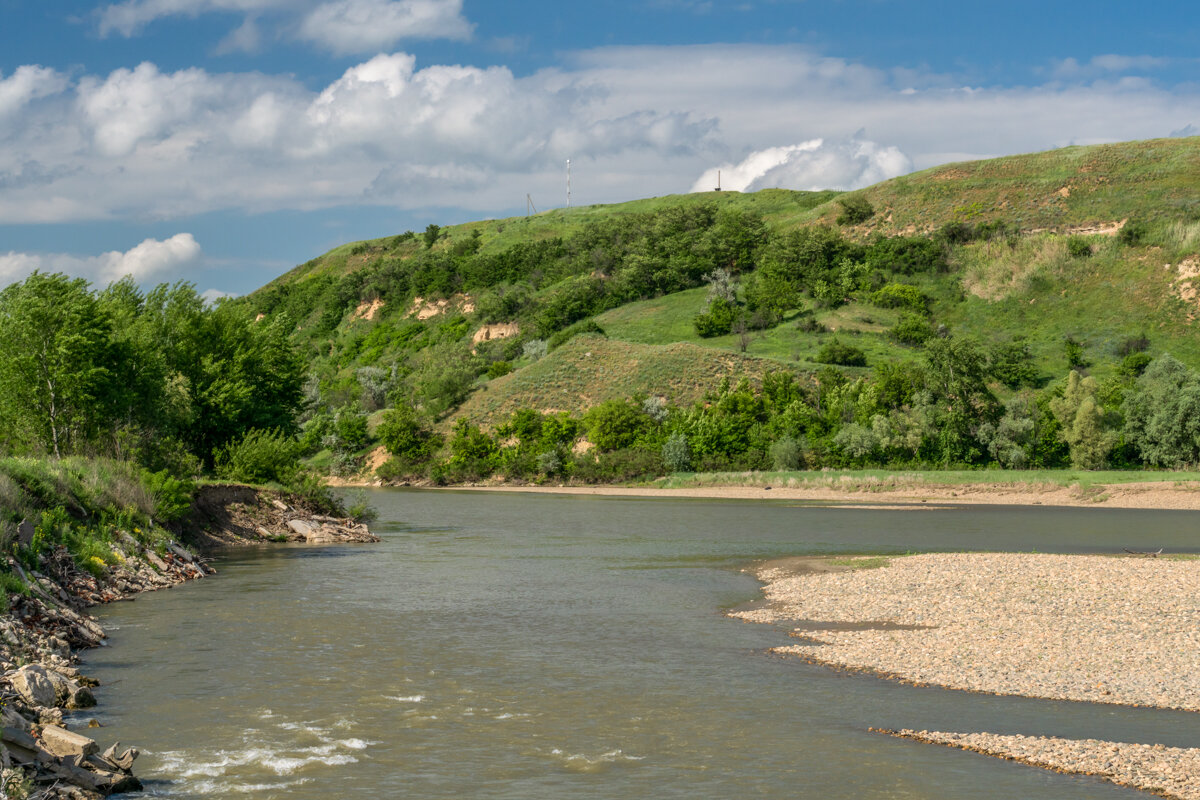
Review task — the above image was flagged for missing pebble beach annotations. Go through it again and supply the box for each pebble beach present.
[732,552,1200,797]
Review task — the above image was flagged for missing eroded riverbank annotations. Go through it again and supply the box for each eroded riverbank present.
[733,552,1200,798]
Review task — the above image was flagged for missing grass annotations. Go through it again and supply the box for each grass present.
[449,333,808,429]
[653,469,1200,491]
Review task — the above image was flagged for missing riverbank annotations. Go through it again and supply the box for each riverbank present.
[441,476,1200,510]
[0,484,377,798]
[733,553,1200,798]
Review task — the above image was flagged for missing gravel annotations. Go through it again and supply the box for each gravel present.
[731,553,1200,711]
[883,729,1200,800]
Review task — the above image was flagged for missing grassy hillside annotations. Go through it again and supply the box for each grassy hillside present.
[239,135,1200,480]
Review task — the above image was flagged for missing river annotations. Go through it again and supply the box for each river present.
[75,489,1200,798]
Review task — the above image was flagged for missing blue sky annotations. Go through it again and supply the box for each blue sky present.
[1,0,1198,298]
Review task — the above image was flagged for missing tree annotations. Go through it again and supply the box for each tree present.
[1049,371,1116,469]
[836,194,875,226]
[1123,354,1200,467]
[378,403,443,463]
[923,336,999,463]
[0,273,116,457]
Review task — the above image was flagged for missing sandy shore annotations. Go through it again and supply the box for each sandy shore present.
[882,730,1200,800]
[734,553,1200,798]
[447,479,1200,510]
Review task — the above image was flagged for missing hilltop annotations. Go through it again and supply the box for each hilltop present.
[240,135,1200,482]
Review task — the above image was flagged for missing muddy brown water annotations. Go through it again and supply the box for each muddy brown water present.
[75,490,1200,798]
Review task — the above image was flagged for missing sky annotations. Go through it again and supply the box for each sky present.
[1,0,1198,299]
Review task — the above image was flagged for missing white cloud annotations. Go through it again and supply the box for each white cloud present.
[298,0,473,55]
[0,66,68,117]
[691,137,912,193]
[1,45,1198,224]
[97,0,471,54]
[97,0,282,37]
[0,234,202,287]
[201,288,238,303]
[1051,54,1171,80]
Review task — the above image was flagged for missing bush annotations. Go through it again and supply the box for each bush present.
[864,236,946,274]
[487,360,512,379]
[891,312,933,346]
[870,283,930,313]
[1064,336,1088,369]
[769,436,804,470]
[990,339,1038,389]
[1118,219,1148,246]
[536,450,562,476]
[661,432,691,472]
[1119,351,1153,378]
[446,420,498,479]
[215,429,302,485]
[693,297,736,337]
[1115,333,1150,357]
[378,404,443,462]
[140,469,194,523]
[573,447,663,483]
[586,400,647,452]
[815,338,867,367]
[836,194,875,226]
[548,319,605,350]
[523,339,549,361]
[795,314,827,333]
[1066,236,1092,258]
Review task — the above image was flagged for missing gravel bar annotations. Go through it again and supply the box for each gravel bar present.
[730,553,1200,710]
[881,729,1200,800]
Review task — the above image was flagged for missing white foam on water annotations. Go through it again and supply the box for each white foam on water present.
[188,777,313,794]
[387,694,424,702]
[547,748,646,773]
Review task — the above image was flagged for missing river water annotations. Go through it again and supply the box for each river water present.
[76,490,1200,798]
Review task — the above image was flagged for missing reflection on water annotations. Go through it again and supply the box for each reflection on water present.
[78,490,1198,799]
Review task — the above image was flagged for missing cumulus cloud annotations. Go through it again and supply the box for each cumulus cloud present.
[97,0,471,54]
[692,137,912,193]
[298,0,473,54]
[0,234,202,287]
[1,45,1199,223]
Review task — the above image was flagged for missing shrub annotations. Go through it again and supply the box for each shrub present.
[1118,219,1148,246]
[377,404,443,463]
[1064,336,1088,369]
[1115,333,1150,357]
[864,236,946,274]
[548,319,606,350]
[487,360,513,379]
[990,339,1039,389]
[523,338,549,361]
[891,312,933,346]
[1119,351,1153,378]
[661,432,692,472]
[446,420,498,479]
[536,450,562,476]
[140,469,194,523]
[815,338,867,367]
[796,314,827,333]
[573,447,663,483]
[215,429,302,485]
[836,194,874,226]
[870,283,930,313]
[1066,236,1092,258]
[769,436,804,470]
[693,297,736,337]
[586,400,647,452]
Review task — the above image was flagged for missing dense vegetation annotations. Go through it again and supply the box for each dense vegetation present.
[4,137,1200,506]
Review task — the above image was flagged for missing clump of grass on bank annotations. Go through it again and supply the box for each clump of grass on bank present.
[0,457,189,604]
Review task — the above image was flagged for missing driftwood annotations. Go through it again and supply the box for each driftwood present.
[1123,548,1164,557]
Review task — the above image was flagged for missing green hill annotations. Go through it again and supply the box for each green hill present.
[240,135,1200,478]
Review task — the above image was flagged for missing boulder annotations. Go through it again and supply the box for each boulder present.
[67,684,96,710]
[38,725,97,759]
[16,520,34,548]
[286,519,314,536]
[10,665,61,708]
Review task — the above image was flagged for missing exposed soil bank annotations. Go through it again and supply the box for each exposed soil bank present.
[734,553,1200,799]
[0,485,377,798]
[444,479,1200,510]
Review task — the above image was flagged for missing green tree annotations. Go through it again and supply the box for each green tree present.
[1049,371,1116,469]
[0,272,115,457]
[923,336,999,463]
[1123,354,1200,467]
[378,403,443,463]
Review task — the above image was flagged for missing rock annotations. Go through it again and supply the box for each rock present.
[271,499,291,511]
[286,519,314,536]
[10,664,62,707]
[67,684,96,710]
[99,742,138,771]
[144,552,169,572]
[38,725,97,759]
[16,520,35,548]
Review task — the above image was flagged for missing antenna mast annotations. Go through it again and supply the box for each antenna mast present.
[526,193,537,216]
[566,159,572,208]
